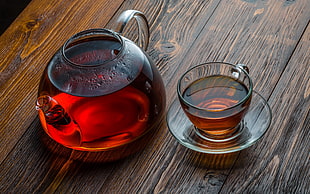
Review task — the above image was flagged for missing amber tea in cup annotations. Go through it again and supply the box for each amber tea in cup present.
[178,62,252,140]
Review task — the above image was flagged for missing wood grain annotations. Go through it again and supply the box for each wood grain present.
[0,0,309,193]
[221,24,310,193]
[103,0,310,193]
[0,0,125,163]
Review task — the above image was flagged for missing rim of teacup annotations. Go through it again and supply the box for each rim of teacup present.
[177,62,253,112]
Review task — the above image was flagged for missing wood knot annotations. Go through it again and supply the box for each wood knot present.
[204,172,225,187]
[284,0,296,6]
[24,19,40,31]
[159,41,177,53]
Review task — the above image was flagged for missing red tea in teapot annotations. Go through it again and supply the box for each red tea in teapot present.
[37,30,166,151]
[38,79,156,150]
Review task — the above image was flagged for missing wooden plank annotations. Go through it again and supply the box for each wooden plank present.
[100,0,309,193]
[0,0,309,193]
[221,24,310,193]
[0,118,72,192]
[0,0,125,163]
[163,0,310,96]
[48,0,310,193]
[0,0,223,193]
[99,0,309,193]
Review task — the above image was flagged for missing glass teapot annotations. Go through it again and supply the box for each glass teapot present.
[36,10,166,152]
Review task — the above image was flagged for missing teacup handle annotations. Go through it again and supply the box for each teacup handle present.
[112,10,149,51]
[236,64,250,73]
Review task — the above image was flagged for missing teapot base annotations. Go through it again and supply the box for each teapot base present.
[39,114,165,162]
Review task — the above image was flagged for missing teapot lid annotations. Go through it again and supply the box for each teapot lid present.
[48,29,145,97]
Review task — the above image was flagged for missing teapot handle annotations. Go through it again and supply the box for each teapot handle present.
[112,10,149,51]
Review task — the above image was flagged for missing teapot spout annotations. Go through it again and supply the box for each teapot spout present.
[36,95,71,125]
[36,95,82,147]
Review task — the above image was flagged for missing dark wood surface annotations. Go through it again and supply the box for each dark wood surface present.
[0,0,309,193]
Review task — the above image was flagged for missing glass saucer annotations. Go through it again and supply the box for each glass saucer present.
[166,91,272,154]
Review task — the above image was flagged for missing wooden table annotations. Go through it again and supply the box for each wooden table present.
[1,0,309,193]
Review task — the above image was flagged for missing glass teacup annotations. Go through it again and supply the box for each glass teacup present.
[167,62,272,154]
[177,62,252,141]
